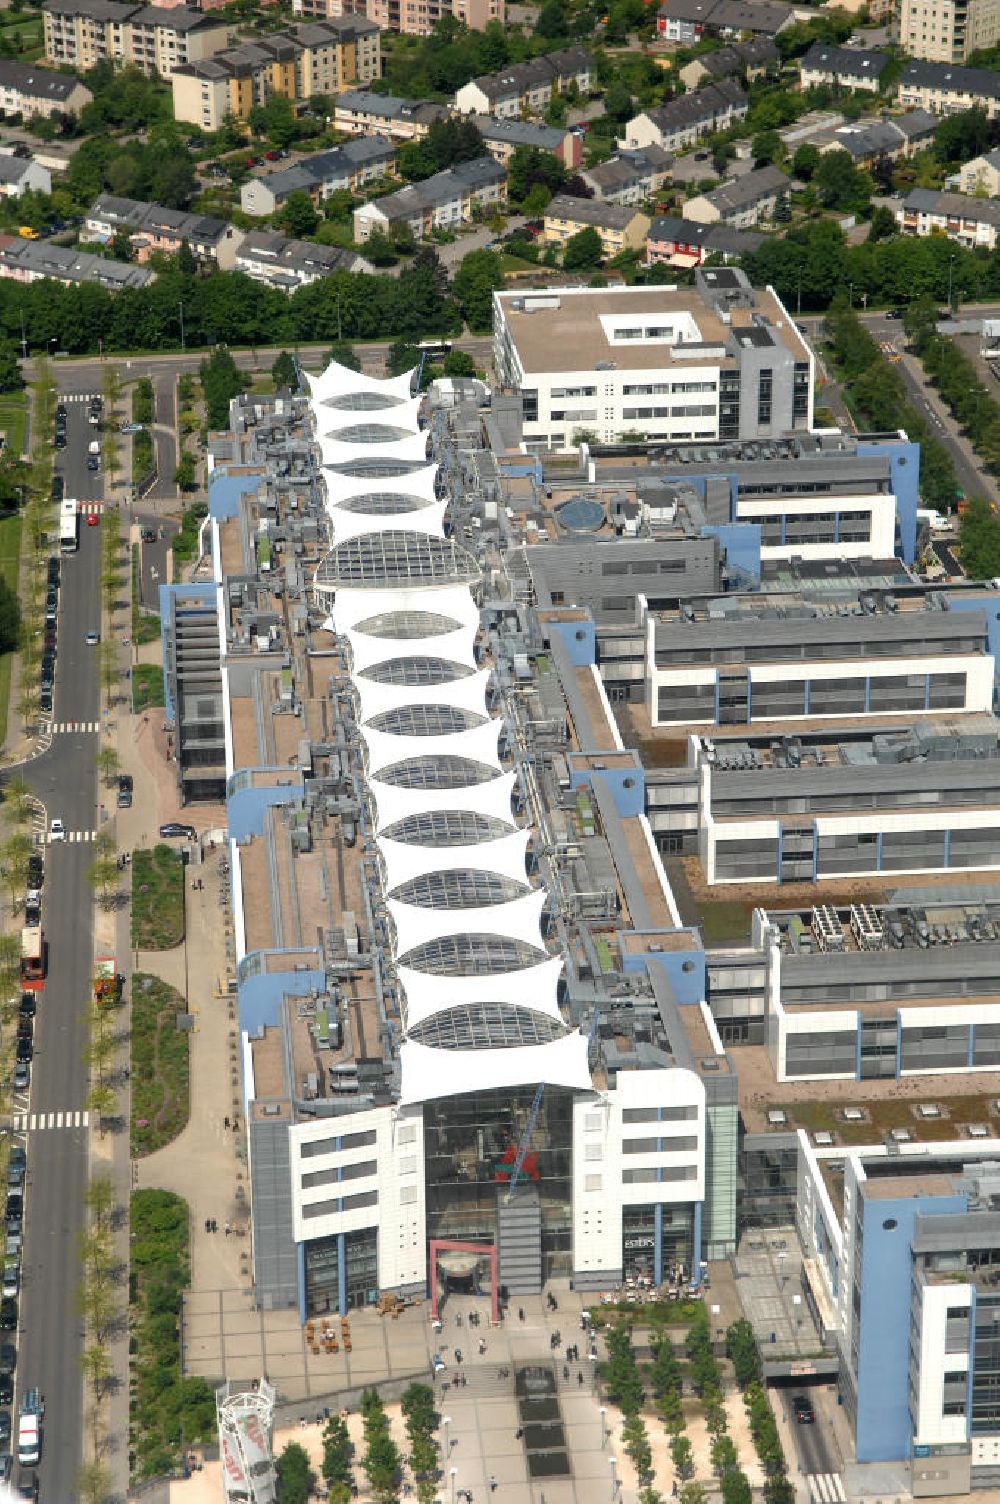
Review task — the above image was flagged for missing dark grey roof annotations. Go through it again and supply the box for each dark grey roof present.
[238,230,368,276]
[129,3,223,29]
[545,193,642,230]
[0,236,154,288]
[471,115,567,150]
[647,214,763,254]
[643,78,748,134]
[42,0,136,18]
[369,157,504,219]
[898,57,1000,100]
[0,157,36,185]
[253,136,395,198]
[88,193,231,244]
[0,58,89,102]
[464,45,592,100]
[902,186,1000,227]
[800,41,891,80]
[697,162,787,212]
[658,0,792,32]
[336,89,447,127]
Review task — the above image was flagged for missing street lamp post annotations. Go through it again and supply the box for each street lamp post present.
[948,253,956,313]
[443,1415,452,1455]
[609,1456,619,1498]
[600,1407,608,1448]
[450,1466,458,1504]
[178,301,186,354]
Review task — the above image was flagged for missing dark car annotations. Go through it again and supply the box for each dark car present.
[0,1344,16,1376]
[0,1374,13,1406]
[22,903,39,928]
[159,822,196,839]
[140,527,157,542]
[51,475,64,502]
[8,1151,25,1186]
[0,1303,13,1333]
[17,1469,38,1500]
[0,1408,10,1441]
[792,1395,815,1424]
[16,1019,31,1043]
[55,403,66,420]
[54,430,66,450]
[46,557,59,581]
[26,855,42,887]
[12,1065,28,1093]
[14,1038,30,1065]
[38,691,52,716]
[87,455,99,471]
[0,1451,9,1484]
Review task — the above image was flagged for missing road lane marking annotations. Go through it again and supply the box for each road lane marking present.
[807,1476,846,1504]
[12,1112,89,1132]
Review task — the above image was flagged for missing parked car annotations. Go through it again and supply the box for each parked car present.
[12,1065,29,1092]
[159,822,196,839]
[793,1395,815,1424]
[0,1344,17,1375]
[0,1303,15,1332]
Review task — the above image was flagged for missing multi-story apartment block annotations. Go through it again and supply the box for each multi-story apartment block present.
[172,17,379,130]
[294,0,504,32]
[898,0,1000,62]
[542,195,651,258]
[43,0,228,79]
[492,272,813,450]
[241,137,396,216]
[0,58,93,117]
[622,80,748,153]
[454,47,593,119]
[353,157,506,240]
[897,57,1000,116]
[82,193,244,267]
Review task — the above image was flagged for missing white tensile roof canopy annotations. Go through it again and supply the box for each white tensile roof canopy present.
[306,357,586,1095]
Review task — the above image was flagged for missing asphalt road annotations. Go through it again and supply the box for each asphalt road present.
[14,397,105,1501]
[135,512,178,611]
[778,1385,842,1480]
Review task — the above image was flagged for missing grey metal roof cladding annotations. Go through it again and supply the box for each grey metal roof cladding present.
[89,194,231,244]
[902,187,1000,228]
[698,163,788,213]
[648,216,764,255]
[644,79,748,135]
[546,194,641,231]
[655,608,987,653]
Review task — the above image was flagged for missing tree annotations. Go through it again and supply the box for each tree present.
[815,149,873,213]
[276,1441,316,1504]
[452,248,504,332]
[322,1412,354,1493]
[442,349,476,378]
[721,1472,753,1504]
[111,227,132,263]
[85,1082,118,1138]
[868,204,897,242]
[507,145,566,206]
[726,1318,761,1387]
[1,831,31,913]
[271,350,298,391]
[752,130,784,166]
[200,345,243,429]
[84,1172,117,1236]
[94,744,120,784]
[280,191,320,238]
[563,226,603,269]
[80,1341,113,1404]
[325,342,361,372]
[75,1460,113,1504]
[363,229,399,267]
[671,1435,694,1478]
[1,771,33,825]
[679,1486,708,1504]
[0,340,22,394]
[174,449,197,490]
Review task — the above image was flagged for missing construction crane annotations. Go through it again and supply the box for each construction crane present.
[504,1012,602,1203]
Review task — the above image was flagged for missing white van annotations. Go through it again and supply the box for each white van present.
[87,439,100,456]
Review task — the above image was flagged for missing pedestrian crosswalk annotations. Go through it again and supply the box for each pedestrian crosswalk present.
[61,393,99,403]
[47,721,100,735]
[80,501,103,517]
[44,829,95,844]
[11,1111,90,1132]
[807,1475,847,1504]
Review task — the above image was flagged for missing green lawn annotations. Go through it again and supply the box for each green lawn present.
[130,973,189,1156]
[0,393,27,459]
[132,663,164,712]
[0,512,22,748]
[131,844,185,950]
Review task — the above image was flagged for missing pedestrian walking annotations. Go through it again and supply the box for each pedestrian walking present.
[489,1479,497,1494]
[225,1221,231,1237]
[516,1427,524,1440]
[518,1307,525,1322]
[478,1339,486,1356]
[224,1116,230,1129]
